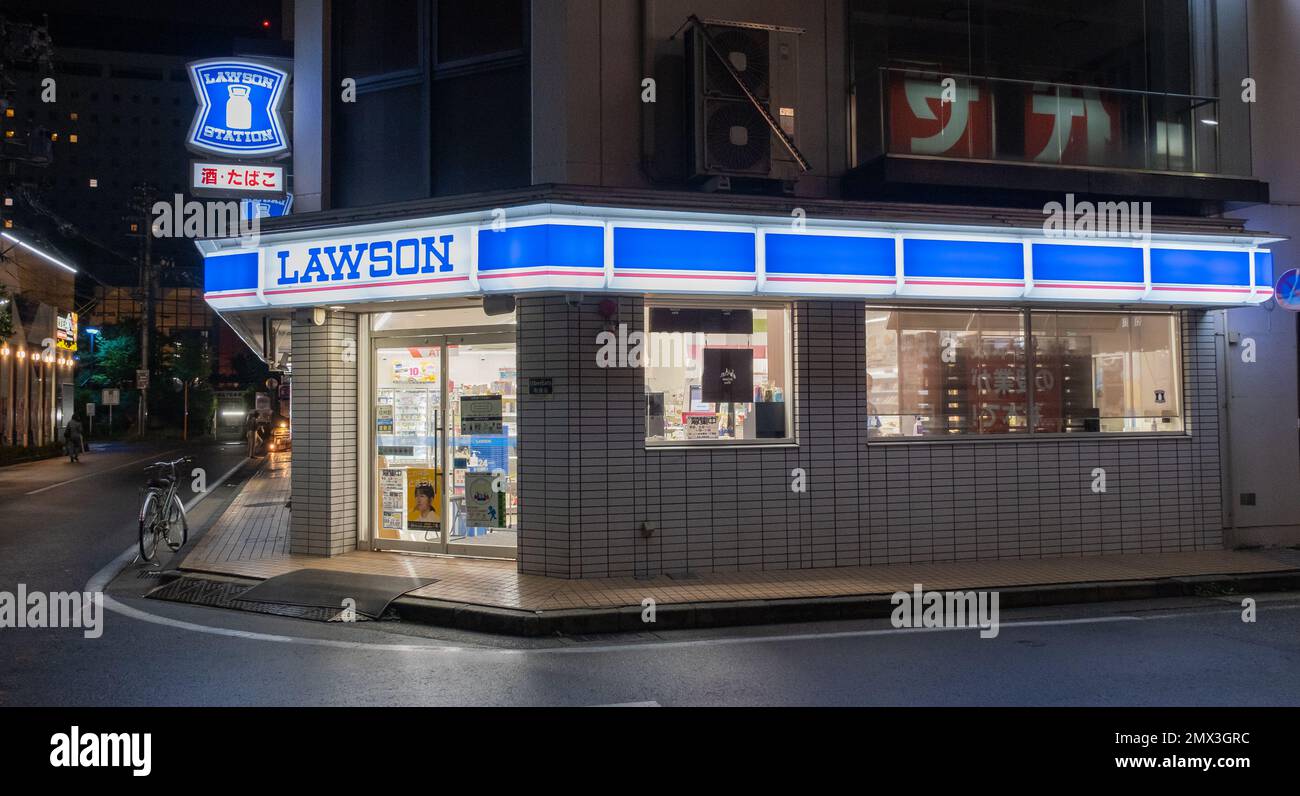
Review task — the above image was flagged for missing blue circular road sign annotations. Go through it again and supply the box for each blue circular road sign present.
[1276,268,1300,311]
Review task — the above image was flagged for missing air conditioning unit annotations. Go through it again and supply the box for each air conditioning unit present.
[685,22,800,189]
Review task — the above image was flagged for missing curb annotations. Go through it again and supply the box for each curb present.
[386,569,1300,637]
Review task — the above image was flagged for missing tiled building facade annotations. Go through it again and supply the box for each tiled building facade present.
[513,299,1222,579]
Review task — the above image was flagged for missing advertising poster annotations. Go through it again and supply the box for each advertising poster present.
[376,404,394,434]
[465,472,506,528]
[460,395,503,434]
[405,467,442,532]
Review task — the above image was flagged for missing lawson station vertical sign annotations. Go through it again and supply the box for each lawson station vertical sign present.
[185,58,291,209]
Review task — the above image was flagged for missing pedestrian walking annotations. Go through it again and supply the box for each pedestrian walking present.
[64,415,84,463]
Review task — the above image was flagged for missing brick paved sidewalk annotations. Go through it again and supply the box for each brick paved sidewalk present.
[178,454,1300,614]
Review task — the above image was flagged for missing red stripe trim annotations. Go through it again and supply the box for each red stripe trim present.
[766,275,896,284]
[478,269,603,279]
[1033,282,1144,291]
[264,275,470,296]
[903,279,1022,287]
[613,271,755,281]
[1150,285,1252,293]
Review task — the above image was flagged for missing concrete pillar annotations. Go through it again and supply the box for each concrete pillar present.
[289,309,358,556]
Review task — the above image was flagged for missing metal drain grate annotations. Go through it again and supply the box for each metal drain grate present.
[147,576,376,622]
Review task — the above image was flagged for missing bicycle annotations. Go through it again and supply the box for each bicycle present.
[138,457,193,562]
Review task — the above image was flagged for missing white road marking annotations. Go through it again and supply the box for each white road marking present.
[183,458,249,513]
[596,701,661,707]
[25,448,183,495]
[85,542,1300,657]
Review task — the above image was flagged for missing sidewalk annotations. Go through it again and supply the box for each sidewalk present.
[174,455,1300,635]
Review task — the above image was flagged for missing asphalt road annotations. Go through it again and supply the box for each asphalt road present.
[1,443,1299,706]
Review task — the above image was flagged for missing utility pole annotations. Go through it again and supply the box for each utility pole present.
[131,182,154,436]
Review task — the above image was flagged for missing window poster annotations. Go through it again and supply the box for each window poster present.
[405,467,442,532]
[376,404,394,434]
[382,511,404,533]
[465,472,506,528]
[685,413,719,439]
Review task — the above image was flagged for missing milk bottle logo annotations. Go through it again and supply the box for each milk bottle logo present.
[186,59,291,157]
[226,85,252,130]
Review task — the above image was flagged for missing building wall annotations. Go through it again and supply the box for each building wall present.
[517,297,1223,578]
[288,309,358,556]
[1216,0,1300,547]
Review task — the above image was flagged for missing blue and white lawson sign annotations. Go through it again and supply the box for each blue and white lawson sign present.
[186,59,290,158]
[256,226,474,305]
[201,205,1278,312]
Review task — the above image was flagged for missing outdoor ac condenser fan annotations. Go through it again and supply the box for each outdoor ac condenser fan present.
[705,101,770,172]
[704,27,770,99]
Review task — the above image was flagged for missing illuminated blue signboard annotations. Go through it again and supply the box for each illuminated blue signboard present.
[186,59,290,158]
[199,204,1277,311]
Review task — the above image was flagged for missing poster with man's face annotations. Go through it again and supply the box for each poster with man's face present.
[405,467,441,532]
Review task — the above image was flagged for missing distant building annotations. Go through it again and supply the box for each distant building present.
[0,231,77,447]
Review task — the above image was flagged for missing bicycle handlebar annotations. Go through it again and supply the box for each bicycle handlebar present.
[143,456,194,474]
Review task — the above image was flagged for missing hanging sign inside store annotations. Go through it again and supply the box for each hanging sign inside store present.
[186,59,290,158]
[465,472,506,528]
[1275,268,1300,311]
[701,348,753,404]
[191,161,286,198]
[460,395,503,434]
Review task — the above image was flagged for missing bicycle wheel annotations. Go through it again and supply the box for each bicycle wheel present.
[165,493,189,551]
[138,490,162,561]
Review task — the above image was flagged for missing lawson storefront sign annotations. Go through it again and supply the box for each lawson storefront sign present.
[200,205,1279,311]
[186,59,290,158]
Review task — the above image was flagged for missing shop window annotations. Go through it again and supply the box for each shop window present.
[1030,311,1182,433]
[644,303,793,445]
[866,308,1183,437]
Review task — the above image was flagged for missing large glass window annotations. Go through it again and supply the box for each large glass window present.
[644,304,792,444]
[867,308,1182,437]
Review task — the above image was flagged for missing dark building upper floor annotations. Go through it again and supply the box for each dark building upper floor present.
[296,0,1265,216]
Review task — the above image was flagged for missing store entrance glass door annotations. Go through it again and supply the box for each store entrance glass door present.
[371,334,517,558]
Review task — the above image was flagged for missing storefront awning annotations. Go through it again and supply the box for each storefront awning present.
[198,202,1281,312]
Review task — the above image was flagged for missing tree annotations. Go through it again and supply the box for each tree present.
[161,330,213,439]
[85,322,140,389]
